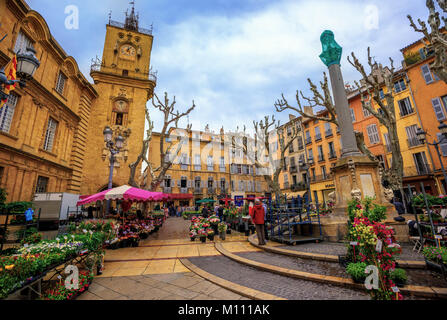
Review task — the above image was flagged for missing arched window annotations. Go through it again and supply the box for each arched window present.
[112,100,129,126]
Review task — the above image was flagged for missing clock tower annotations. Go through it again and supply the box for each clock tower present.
[81,4,156,195]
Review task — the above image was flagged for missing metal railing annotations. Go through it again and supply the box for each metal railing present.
[403,165,432,177]
[164,187,172,193]
[325,130,333,137]
[315,134,322,141]
[289,166,298,173]
[108,20,153,35]
[328,151,337,160]
[305,137,312,145]
[180,188,189,194]
[407,137,423,148]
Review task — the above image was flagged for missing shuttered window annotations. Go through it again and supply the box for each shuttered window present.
[55,72,67,95]
[363,101,372,117]
[432,97,446,121]
[350,108,356,122]
[14,31,33,53]
[406,125,422,147]
[0,93,18,133]
[394,79,407,93]
[367,124,380,144]
[43,117,58,152]
[398,97,414,117]
[437,133,447,156]
[421,64,434,84]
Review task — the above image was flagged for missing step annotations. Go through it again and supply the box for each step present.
[215,242,447,299]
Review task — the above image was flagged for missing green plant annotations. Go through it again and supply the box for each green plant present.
[423,246,447,264]
[346,262,368,282]
[390,268,407,286]
[404,51,422,66]
[218,222,227,233]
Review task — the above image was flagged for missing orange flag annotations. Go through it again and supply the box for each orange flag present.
[0,55,17,109]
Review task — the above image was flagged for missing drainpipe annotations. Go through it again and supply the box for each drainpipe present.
[406,73,440,194]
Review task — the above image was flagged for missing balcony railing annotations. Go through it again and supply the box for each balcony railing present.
[283,183,290,189]
[305,137,312,145]
[325,130,333,138]
[403,165,432,177]
[313,174,333,182]
[207,188,216,194]
[407,137,423,148]
[298,143,304,150]
[180,188,188,194]
[164,187,172,193]
[328,151,337,160]
[207,165,214,171]
[315,134,322,141]
[220,166,226,172]
[291,183,307,192]
[108,19,153,35]
[194,188,203,194]
[289,166,298,173]
[194,165,202,171]
[400,109,415,117]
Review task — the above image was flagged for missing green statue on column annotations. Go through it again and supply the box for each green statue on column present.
[319,30,343,67]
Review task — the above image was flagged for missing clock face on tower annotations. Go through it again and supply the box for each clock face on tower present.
[120,44,136,60]
[114,100,128,113]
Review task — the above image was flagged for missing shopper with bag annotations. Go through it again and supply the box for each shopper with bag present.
[249,199,266,245]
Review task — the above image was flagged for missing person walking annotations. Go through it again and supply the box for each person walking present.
[217,205,224,222]
[250,199,266,245]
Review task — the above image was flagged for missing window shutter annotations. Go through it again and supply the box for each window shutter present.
[437,133,447,156]
[432,98,446,121]
[0,93,18,133]
[421,64,434,84]
[160,180,165,188]
[187,180,192,188]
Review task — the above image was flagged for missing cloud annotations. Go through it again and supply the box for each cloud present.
[26,0,428,133]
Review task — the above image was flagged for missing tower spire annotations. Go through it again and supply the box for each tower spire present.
[124,1,139,31]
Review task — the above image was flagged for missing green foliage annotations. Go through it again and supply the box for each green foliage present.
[346,262,367,281]
[347,197,387,223]
[404,51,422,66]
[218,222,227,233]
[412,194,445,208]
[390,268,407,285]
[423,246,447,264]
[0,189,7,206]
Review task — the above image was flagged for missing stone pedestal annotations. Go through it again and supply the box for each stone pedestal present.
[332,155,394,217]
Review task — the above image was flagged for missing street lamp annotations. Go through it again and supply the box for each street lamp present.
[0,47,40,102]
[299,158,312,203]
[417,122,447,194]
[103,126,125,215]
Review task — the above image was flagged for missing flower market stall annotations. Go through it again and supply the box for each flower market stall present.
[189,215,229,243]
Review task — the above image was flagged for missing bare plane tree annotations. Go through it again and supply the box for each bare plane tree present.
[128,92,195,190]
[408,0,447,83]
[235,115,299,198]
[275,48,405,197]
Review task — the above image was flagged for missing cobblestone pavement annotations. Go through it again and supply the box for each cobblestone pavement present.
[188,256,370,300]
[279,242,425,261]
[236,251,349,278]
[235,251,447,288]
[77,272,248,300]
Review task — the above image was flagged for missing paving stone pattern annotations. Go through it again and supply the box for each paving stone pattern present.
[236,251,349,278]
[280,242,425,261]
[188,256,370,300]
[77,272,248,300]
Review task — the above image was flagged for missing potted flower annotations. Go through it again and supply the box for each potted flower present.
[198,229,207,243]
[423,246,447,273]
[189,230,197,241]
[218,222,227,240]
[207,229,215,241]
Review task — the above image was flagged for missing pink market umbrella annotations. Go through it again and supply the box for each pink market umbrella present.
[77,185,168,206]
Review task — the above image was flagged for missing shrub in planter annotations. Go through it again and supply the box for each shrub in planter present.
[207,229,215,241]
[346,262,368,283]
[390,268,407,287]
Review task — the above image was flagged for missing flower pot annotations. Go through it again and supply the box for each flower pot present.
[208,235,215,241]
[190,237,196,242]
[226,229,232,235]
[220,232,226,241]
[200,237,206,243]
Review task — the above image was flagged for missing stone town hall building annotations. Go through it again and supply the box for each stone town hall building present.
[0,0,156,202]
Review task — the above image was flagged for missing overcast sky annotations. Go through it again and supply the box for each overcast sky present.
[27,0,429,133]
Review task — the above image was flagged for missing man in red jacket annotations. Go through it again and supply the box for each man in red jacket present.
[250,199,266,245]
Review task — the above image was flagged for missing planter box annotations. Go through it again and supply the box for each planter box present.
[425,259,447,274]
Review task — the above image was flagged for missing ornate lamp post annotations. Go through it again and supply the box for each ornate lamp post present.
[417,122,447,194]
[0,47,40,102]
[103,126,125,214]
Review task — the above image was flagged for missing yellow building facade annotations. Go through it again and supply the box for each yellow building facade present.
[143,128,268,207]
[0,0,97,203]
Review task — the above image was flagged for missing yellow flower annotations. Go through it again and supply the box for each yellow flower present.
[5,265,14,271]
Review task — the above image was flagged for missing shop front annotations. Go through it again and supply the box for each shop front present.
[310,180,335,208]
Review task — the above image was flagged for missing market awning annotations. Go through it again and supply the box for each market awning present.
[167,194,194,200]
[196,199,216,203]
[77,185,169,206]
